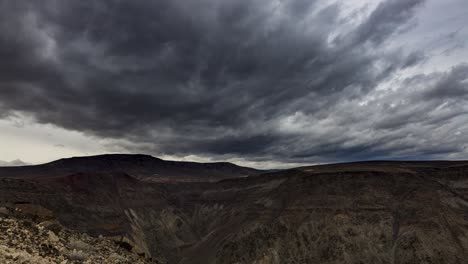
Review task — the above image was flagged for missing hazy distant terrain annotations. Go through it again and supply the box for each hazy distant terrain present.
[1,155,467,263]
[0,160,29,167]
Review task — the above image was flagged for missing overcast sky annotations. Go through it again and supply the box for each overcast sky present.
[0,0,467,169]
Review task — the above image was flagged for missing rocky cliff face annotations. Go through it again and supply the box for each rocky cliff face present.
[1,159,468,263]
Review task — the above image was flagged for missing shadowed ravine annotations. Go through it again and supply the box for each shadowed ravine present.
[1,156,468,263]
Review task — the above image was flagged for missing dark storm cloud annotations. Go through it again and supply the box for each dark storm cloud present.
[351,0,425,45]
[1,0,467,164]
[422,64,468,99]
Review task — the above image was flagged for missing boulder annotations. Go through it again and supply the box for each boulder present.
[0,207,10,216]
[39,221,63,234]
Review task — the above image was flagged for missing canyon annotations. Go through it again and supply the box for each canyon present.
[1,155,468,263]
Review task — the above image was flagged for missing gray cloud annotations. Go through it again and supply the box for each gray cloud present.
[0,0,467,165]
[351,0,425,45]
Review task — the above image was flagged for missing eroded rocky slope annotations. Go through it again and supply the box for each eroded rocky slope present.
[0,207,150,263]
[1,159,468,263]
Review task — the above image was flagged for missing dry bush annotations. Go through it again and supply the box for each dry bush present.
[109,253,127,262]
[67,249,88,261]
[68,239,90,251]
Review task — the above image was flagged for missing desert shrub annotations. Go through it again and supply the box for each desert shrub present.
[109,253,126,262]
[68,239,90,251]
[67,249,88,261]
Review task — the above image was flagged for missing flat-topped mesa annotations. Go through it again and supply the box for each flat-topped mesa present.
[0,154,263,182]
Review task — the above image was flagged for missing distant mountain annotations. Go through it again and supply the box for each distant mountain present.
[0,154,262,182]
[0,159,29,167]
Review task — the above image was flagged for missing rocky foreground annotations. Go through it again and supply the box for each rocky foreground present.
[0,207,150,264]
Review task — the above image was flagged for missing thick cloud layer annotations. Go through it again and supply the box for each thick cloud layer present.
[0,0,467,165]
